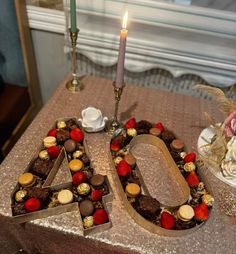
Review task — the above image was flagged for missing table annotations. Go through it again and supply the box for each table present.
[0,75,235,254]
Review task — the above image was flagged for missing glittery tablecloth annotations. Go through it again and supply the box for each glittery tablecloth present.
[0,75,235,254]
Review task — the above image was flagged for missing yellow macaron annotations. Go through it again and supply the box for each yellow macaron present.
[177,204,194,221]
[18,172,36,187]
[43,136,57,148]
[125,183,141,198]
[69,159,84,172]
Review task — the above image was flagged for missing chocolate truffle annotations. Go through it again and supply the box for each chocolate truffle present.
[79,200,94,217]
[90,174,105,187]
[136,195,160,220]
[161,130,175,144]
[56,129,70,143]
[80,154,90,166]
[64,139,77,153]
[65,119,78,131]
[31,158,54,179]
[136,120,153,135]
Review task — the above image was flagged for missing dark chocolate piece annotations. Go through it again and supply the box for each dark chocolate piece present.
[56,129,70,143]
[30,159,54,179]
[135,195,161,220]
[136,120,153,135]
[12,203,26,216]
[65,119,78,131]
[161,130,175,145]
[80,154,90,166]
[25,187,51,203]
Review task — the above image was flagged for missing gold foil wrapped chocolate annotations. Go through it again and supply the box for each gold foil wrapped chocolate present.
[73,150,83,159]
[127,128,137,137]
[202,194,214,207]
[77,183,90,195]
[114,156,123,166]
[15,190,27,202]
[57,120,66,129]
[184,162,196,172]
[83,216,94,228]
[39,150,49,160]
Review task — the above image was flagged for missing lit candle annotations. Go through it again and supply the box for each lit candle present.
[70,0,77,33]
[115,12,128,88]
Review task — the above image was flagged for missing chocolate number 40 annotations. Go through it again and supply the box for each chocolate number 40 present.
[11,118,113,235]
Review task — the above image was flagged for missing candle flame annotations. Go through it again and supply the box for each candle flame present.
[122,11,128,29]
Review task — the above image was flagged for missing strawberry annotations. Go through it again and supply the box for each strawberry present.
[194,203,209,222]
[47,128,57,137]
[186,171,199,187]
[110,139,120,152]
[91,189,103,201]
[93,209,109,224]
[155,122,164,133]
[184,152,196,163]
[72,171,87,186]
[160,211,175,229]
[117,160,131,177]
[70,128,84,142]
[125,118,136,129]
[25,198,41,213]
[47,146,60,159]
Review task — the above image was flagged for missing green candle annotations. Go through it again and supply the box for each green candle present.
[70,0,77,32]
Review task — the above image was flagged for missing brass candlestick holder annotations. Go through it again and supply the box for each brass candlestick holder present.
[66,28,84,92]
[106,82,125,135]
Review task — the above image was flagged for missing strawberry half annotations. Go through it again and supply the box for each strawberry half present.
[47,146,60,159]
[91,189,103,201]
[194,203,209,222]
[47,128,57,137]
[110,139,120,152]
[186,171,199,187]
[184,152,196,163]
[117,160,131,177]
[155,122,164,133]
[160,211,175,229]
[70,128,84,142]
[125,118,136,129]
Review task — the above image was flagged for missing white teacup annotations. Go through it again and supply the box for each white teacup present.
[81,107,103,128]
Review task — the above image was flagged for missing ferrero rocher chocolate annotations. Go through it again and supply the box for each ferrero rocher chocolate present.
[73,150,83,159]
[77,183,90,195]
[57,120,66,129]
[83,216,94,228]
[202,194,214,207]
[39,150,49,160]
[15,189,27,202]
[184,162,196,172]
[127,128,137,137]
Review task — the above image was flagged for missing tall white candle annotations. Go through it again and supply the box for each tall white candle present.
[115,12,128,88]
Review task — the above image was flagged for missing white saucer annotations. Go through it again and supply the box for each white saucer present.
[79,117,108,133]
[197,126,236,188]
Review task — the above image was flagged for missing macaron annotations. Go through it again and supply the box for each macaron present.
[25,198,41,213]
[43,136,57,148]
[64,139,77,153]
[124,154,136,168]
[77,183,91,196]
[170,139,185,152]
[79,200,94,217]
[69,159,84,172]
[149,127,161,137]
[177,204,194,222]
[18,173,36,187]
[90,174,105,187]
[125,183,141,198]
[58,189,74,205]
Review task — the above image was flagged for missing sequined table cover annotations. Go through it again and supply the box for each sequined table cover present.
[0,75,235,254]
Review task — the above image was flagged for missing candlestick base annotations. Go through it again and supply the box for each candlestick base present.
[106,83,125,136]
[66,75,84,93]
